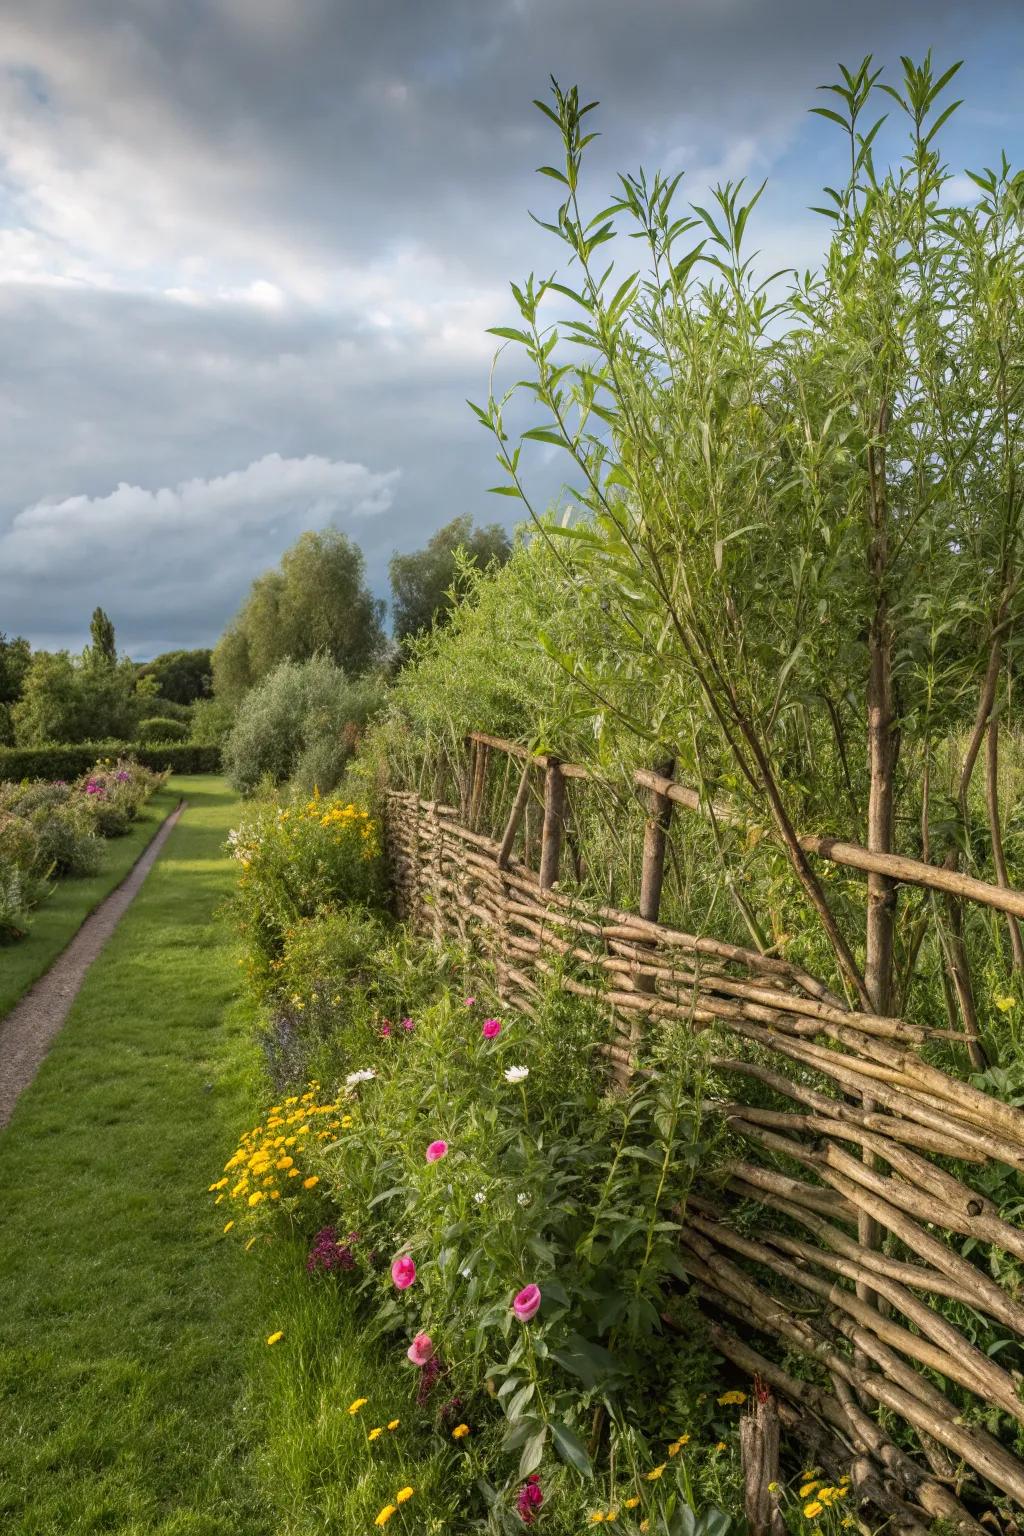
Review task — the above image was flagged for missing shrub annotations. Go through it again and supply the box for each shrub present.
[228,791,385,986]
[0,783,103,877]
[137,716,188,745]
[222,656,382,796]
[0,742,221,780]
[0,863,40,942]
[189,697,235,747]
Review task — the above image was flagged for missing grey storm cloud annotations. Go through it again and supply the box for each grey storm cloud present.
[0,0,1022,653]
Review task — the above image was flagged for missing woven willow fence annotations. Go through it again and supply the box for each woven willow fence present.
[385,734,1024,1532]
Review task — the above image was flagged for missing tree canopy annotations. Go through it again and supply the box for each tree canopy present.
[212,529,385,704]
[389,516,513,645]
[138,648,213,705]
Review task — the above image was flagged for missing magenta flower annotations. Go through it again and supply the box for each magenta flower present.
[513,1283,542,1322]
[425,1140,448,1163]
[391,1254,416,1290]
[407,1331,434,1365]
[463,996,476,1007]
[401,1017,416,1032]
[517,1473,544,1524]
[481,1018,502,1039]
[379,1022,392,1038]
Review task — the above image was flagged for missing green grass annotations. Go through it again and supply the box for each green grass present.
[0,783,180,1021]
[0,776,275,1536]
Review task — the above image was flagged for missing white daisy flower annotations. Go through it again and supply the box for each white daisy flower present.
[345,1068,377,1087]
[504,1066,529,1084]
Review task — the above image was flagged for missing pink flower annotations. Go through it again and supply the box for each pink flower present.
[391,1254,416,1290]
[512,1283,542,1323]
[379,1023,392,1038]
[463,996,476,1007]
[517,1474,544,1524]
[407,1331,434,1365]
[425,1140,448,1163]
[481,1018,502,1039]
[401,1018,416,1032]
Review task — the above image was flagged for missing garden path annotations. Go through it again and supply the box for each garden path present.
[0,798,185,1128]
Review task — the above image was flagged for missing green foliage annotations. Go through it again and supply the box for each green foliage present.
[0,633,30,706]
[0,741,221,780]
[137,715,189,744]
[227,790,385,989]
[390,515,513,646]
[222,655,382,796]
[0,781,102,877]
[88,606,117,667]
[12,648,141,745]
[137,647,213,704]
[213,529,386,704]
[190,695,236,747]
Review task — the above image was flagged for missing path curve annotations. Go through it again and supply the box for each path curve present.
[0,800,186,1130]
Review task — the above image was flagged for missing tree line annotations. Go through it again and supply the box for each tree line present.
[1,515,511,746]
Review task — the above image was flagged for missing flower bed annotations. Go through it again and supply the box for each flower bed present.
[0,756,167,941]
[217,793,766,1532]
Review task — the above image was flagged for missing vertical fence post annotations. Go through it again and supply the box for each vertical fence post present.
[539,760,566,892]
[639,760,675,925]
[740,1390,784,1536]
[470,741,490,831]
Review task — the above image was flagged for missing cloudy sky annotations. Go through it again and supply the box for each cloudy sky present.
[1,1,1023,656]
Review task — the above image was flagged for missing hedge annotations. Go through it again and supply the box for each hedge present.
[0,742,222,781]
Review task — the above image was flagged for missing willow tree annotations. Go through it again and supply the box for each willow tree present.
[476,57,1024,1043]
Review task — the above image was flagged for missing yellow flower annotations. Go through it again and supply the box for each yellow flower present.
[995,994,1017,1011]
[303,1176,319,1189]
[348,1397,368,1414]
[223,1220,234,1233]
[624,1498,641,1510]
[387,1419,400,1431]
[276,1157,294,1170]
[452,1423,470,1439]
[209,1178,228,1191]
[640,1524,649,1533]
[368,1427,383,1441]
[245,1236,258,1251]
[288,1168,299,1178]
[374,1504,396,1526]
[606,1514,619,1525]
[396,1488,414,1504]
[842,1520,854,1528]
[248,1191,264,1206]
[668,1434,690,1455]
[804,1503,823,1520]
[266,1331,284,1346]
[270,1190,281,1201]
[800,1484,819,1499]
[717,1390,746,1406]
[645,1465,665,1481]
[768,1482,779,1493]
[714,1442,727,1452]
[589,1516,605,1526]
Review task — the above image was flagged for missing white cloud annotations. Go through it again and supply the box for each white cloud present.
[0,453,399,646]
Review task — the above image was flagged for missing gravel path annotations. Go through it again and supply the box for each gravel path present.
[0,800,186,1130]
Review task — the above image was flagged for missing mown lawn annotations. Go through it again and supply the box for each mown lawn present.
[0,776,275,1536]
[0,782,180,1021]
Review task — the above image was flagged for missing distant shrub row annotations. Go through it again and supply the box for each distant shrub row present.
[0,742,221,781]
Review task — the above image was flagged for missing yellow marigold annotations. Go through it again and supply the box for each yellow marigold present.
[374,1505,396,1526]
[396,1488,414,1504]
[348,1397,368,1414]
[624,1498,641,1509]
[387,1419,400,1431]
[606,1514,619,1525]
[645,1465,665,1481]
[717,1390,746,1406]
[451,1424,470,1439]
[799,1484,819,1499]
[270,1190,281,1201]
[589,1516,605,1526]
[804,1502,823,1520]
[248,1191,264,1206]
[266,1331,284,1346]
[276,1156,294,1170]
[287,1168,299,1178]
[368,1427,383,1441]
[714,1442,727,1452]
[223,1220,234,1233]
[303,1176,319,1189]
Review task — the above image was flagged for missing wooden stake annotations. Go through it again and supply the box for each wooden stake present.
[538,760,566,891]
[740,1390,785,1536]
